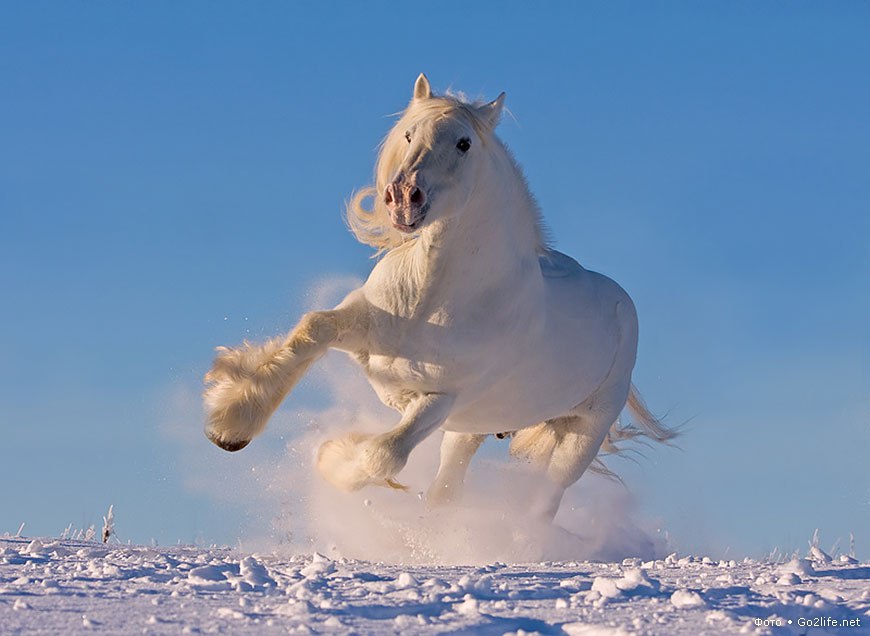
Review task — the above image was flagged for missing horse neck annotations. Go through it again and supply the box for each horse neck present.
[416,149,541,298]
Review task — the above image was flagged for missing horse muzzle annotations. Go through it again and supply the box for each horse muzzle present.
[385,179,428,233]
[391,210,427,233]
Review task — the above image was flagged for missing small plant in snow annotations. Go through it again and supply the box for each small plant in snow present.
[15,522,25,538]
[61,523,73,540]
[84,525,96,542]
[764,546,781,564]
[101,505,114,544]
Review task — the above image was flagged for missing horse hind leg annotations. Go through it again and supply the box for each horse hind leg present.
[426,431,487,506]
[510,381,631,521]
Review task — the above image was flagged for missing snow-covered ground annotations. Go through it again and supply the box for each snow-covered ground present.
[2,535,868,635]
[6,345,863,634]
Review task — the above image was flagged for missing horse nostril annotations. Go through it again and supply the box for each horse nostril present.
[410,187,423,206]
[384,187,394,206]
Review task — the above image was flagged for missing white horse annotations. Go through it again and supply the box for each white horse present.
[204,74,674,520]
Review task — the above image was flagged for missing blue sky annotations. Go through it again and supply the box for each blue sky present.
[1,3,868,558]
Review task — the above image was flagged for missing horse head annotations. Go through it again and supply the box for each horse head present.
[378,74,506,235]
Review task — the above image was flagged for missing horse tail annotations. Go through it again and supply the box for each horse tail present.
[625,383,677,443]
[596,383,677,465]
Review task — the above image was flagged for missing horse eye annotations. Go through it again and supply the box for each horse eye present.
[405,131,412,144]
[457,138,471,153]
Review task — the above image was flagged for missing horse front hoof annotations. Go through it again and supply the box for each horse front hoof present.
[315,433,373,492]
[206,430,251,452]
[315,432,409,492]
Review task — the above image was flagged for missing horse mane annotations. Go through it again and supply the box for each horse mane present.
[346,92,550,256]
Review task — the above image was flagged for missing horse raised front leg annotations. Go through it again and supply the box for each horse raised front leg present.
[316,392,456,492]
[204,302,364,452]
[426,431,487,506]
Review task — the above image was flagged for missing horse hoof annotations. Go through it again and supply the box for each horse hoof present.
[206,431,251,452]
[315,434,372,492]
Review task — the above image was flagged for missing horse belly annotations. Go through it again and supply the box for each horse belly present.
[443,344,612,434]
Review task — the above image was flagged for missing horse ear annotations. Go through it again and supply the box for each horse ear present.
[413,73,432,100]
[479,92,506,127]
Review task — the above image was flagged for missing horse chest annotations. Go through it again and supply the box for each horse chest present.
[359,289,534,400]
[358,241,549,402]
[361,302,507,387]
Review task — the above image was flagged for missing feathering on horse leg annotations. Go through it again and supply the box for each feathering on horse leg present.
[426,431,486,506]
[203,309,350,452]
[509,422,558,467]
[316,393,455,492]
[508,421,571,521]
